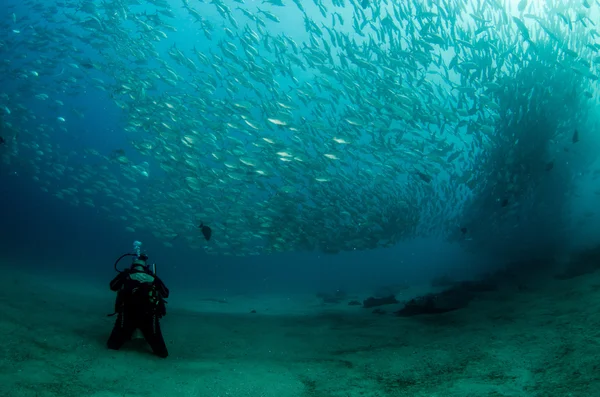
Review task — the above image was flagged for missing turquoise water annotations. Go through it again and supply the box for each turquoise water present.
[2,0,600,395]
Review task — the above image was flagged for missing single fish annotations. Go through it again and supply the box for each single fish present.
[501,198,509,207]
[415,170,432,183]
[545,161,554,171]
[572,129,579,143]
[199,223,212,241]
[460,227,468,235]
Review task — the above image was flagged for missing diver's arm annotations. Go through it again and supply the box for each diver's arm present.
[154,276,169,299]
[109,270,130,291]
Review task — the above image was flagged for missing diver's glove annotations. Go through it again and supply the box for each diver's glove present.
[129,272,155,284]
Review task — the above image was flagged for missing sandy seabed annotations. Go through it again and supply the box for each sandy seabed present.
[1,265,600,397]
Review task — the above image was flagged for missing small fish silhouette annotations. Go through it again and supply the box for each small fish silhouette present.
[199,223,212,241]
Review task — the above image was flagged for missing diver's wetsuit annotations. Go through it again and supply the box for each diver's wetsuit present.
[107,267,170,358]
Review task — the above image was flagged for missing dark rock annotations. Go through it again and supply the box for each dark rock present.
[363,295,399,308]
[395,287,473,317]
[457,280,497,293]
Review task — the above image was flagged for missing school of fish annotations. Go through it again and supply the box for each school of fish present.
[0,0,598,257]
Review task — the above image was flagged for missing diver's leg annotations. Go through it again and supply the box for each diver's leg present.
[141,315,169,358]
[107,313,134,350]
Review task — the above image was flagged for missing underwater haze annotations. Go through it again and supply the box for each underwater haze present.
[2,0,600,395]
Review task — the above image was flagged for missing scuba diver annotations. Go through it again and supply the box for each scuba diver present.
[107,241,170,358]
